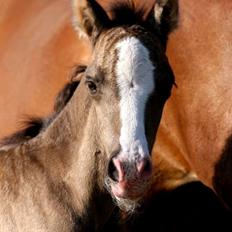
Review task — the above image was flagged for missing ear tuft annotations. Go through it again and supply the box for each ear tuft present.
[72,0,110,41]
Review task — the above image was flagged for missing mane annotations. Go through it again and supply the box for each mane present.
[104,0,153,26]
[103,0,178,47]
[0,65,87,146]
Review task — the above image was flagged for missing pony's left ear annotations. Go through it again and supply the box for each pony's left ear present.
[147,0,179,44]
[72,0,110,41]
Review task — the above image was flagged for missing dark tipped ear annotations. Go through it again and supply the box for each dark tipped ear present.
[147,0,178,45]
[72,0,110,41]
[154,0,179,33]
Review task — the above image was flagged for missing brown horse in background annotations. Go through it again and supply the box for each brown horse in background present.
[0,0,92,138]
[0,0,232,223]
[152,0,232,210]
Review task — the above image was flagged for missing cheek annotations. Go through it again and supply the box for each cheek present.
[95,102,121,152]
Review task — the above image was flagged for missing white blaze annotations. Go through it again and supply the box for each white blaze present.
[115,37,155,161]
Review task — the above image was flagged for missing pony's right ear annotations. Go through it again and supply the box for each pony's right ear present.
[72,0,110,41]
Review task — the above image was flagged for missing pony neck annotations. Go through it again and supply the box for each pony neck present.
[29,81,114,228]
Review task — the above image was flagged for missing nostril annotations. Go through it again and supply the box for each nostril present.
[108,158,125,182]
[137,158,152,178]
[108,159,119,182]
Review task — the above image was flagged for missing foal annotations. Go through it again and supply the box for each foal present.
[0,0,178,231]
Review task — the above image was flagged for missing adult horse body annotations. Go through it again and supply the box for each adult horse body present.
[152,0,232,209]
[0,0,177,231]
[0,0,90,139]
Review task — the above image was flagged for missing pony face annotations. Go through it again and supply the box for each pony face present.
[73,0,177,211]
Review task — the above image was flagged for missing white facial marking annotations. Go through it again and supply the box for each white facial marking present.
[116,37,155,161]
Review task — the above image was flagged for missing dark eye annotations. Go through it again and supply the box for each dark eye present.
[85,80,97,95]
